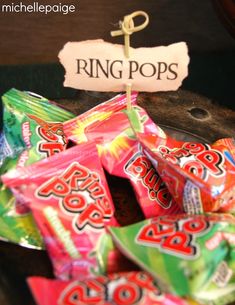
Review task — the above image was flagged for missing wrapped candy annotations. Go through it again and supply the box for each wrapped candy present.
[0,89,75,248]
[28,271,190,305]
[63,93,137,144]
[128,105,235,213]
[1,88,74,162]
[2,142,119,280]
[109,213,235,305]
[64,93,181,218]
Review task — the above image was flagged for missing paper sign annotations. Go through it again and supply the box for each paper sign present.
[59,39,189,92]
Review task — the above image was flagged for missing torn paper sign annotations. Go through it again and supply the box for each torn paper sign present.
[59,39,189,92]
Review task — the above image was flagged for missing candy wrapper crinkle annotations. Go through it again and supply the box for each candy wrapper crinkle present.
[2,142,120,280]
[0,89,75,249]
[127,105,235,213]
[64,92,181,218]
[28,271,191,305]
[1,88,74,161]
[109,213,235,305]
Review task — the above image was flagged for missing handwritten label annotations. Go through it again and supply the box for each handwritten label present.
[59,39,189,92]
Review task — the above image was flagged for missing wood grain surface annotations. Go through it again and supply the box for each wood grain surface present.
[0,0,234,65]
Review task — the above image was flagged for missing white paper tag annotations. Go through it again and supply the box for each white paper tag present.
[59,39,189,92]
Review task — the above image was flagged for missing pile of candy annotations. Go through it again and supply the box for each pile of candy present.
[0,88,235,305]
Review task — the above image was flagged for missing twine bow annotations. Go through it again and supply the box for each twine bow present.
[111,11,149,58]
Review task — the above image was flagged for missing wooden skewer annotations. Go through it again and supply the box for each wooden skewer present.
[111,11,149,108]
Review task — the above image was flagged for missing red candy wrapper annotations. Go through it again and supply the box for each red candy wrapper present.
[64,94,181,218]
[2,143,118,280]
[28,271,190,305]
[63,93,137,145]
[128,105,235,213]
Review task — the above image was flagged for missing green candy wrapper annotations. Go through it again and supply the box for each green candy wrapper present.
[109,213,235,305]
[0,89,75,249]
[1,89,74,162]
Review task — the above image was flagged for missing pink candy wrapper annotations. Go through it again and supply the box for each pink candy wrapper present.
[2,142,118,280]
[28,271,190,305]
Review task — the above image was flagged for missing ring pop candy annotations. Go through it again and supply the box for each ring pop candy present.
[127,105,235,213]
[0,89,75,249]
[2,142,119,280]
[0,170,43,248]
[64,93,181,219]
[27,271,190,305]
[1,88,74,162]
[109,213,235,305]
[63,92,137,145]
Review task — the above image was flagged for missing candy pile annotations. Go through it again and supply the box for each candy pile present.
[0,89,75,249]
[0,89,235,305]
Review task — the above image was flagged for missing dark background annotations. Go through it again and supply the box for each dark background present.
[0,0,234,106]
